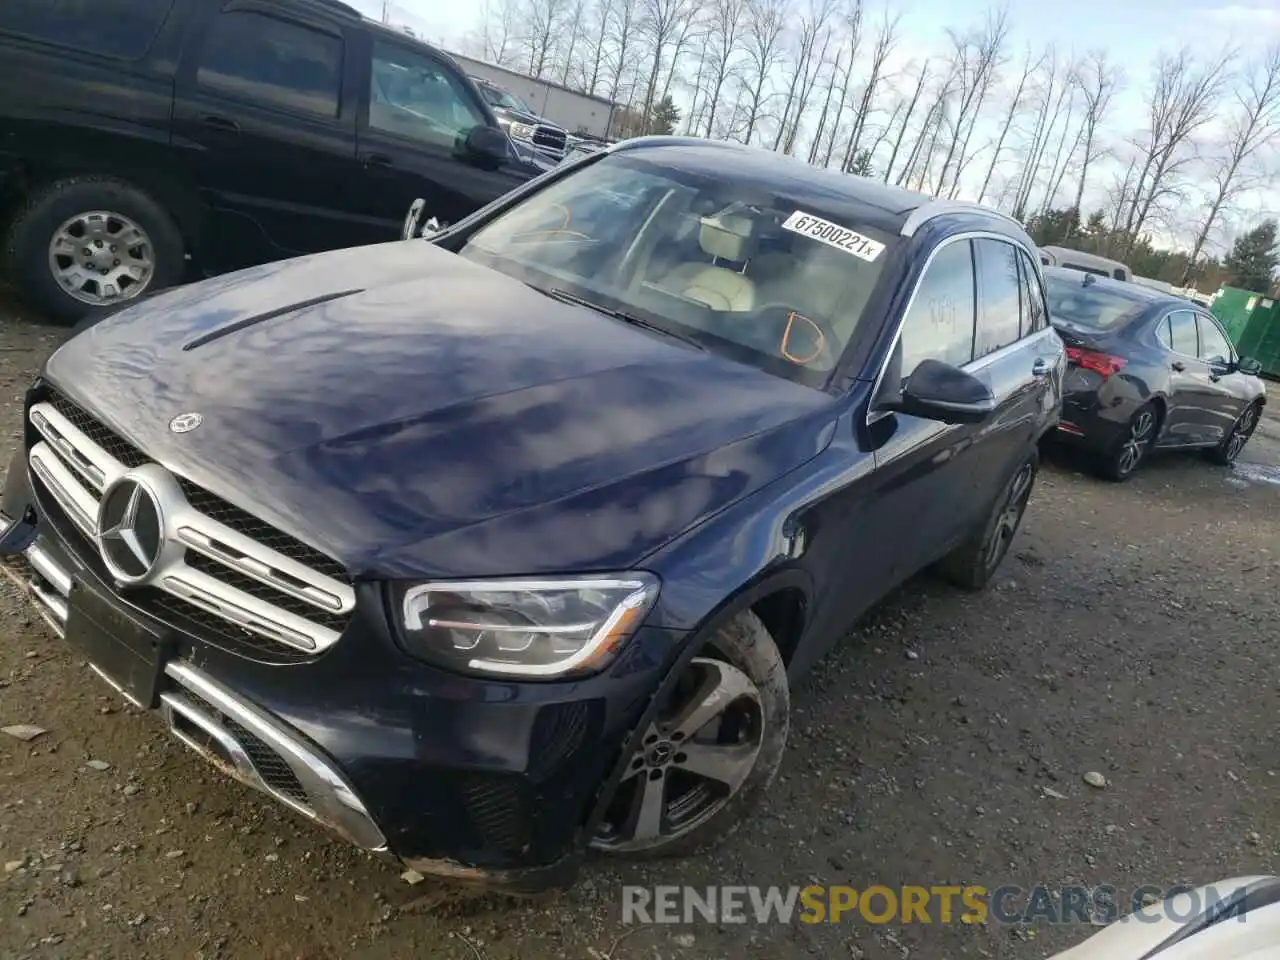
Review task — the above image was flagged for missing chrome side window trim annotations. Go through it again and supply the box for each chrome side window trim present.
[898,201,1025,239]
[865,230,1044,427]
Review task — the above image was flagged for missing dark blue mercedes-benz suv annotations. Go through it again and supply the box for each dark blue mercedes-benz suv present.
[0,137,1064,892]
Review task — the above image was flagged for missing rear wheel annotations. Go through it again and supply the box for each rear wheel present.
[1208,402,1262,466]
[591,610,788,859]
[1100,403,1158,482]
[937,449,1038,590]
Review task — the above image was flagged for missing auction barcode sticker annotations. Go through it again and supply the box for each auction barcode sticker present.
[781,210,885,263]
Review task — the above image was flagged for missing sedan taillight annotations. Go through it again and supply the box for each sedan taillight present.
[1065,346,1126,379]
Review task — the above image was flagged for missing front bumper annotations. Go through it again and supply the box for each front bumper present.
[1,457,679,892]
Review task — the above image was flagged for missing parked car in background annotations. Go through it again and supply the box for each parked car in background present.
[1,138,1061,892]
[1044,266,1266,480]
[0,0,539,324]
[470,75,569,162]
[1040,245,1133,282]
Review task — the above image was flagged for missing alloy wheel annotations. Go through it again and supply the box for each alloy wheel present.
[985,461,1035,571]
[1225,405,1259,463]
[592,657,764,853]
[1116,409,1156,477]
[48,210,155,306]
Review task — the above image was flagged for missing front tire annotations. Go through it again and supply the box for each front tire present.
[5,176,186,325]
[1207,402,1261,466]
[937,449,1038,590]
[591,610,789,860]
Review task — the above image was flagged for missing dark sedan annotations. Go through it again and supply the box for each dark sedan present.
[1044,267,1267,480]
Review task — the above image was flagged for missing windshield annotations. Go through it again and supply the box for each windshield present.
[456,154,895,386]
[479,84,532,114]
[1045,274,1148,330]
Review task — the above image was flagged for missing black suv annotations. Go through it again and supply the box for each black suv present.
[0,0,538,323]
[0,138,1064,893]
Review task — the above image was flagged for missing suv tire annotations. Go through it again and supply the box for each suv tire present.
[591,610,789,860]
[5,176,185,325]
[938,449,1038,590]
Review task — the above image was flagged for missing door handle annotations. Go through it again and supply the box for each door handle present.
[362,153,393,168]
[1031,358,1049,377]
[1171,360,1186,372]
[201,113,240,132]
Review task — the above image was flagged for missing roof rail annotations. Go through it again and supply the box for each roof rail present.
[899,199,1025,238]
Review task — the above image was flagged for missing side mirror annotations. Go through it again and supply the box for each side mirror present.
[1237,356,1263,376]
[461,124,511,170]
[892,359,996,425]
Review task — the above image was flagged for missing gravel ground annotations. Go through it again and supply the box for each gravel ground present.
[1,291,1279,960]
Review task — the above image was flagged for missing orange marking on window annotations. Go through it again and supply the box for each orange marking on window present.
[780,311,826,365]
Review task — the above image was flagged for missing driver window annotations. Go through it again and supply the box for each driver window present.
[897,240,977,380]
[368,41,485,148]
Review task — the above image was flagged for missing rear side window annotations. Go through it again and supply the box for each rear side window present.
[973,239,1022,358]
[1168,310,1198,355]
[196,11,343,118]
[898,240,977,378]
[1196,315,1233,364]
[0,0,175,60]
[1017,250,1048,334]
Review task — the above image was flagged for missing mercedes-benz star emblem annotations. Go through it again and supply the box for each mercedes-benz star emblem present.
[169,412,203,434]
[97,477,164,583]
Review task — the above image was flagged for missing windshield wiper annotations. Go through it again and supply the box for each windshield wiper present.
[544,288,705,350]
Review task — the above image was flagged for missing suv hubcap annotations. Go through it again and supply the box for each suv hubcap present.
[48,210,155,306]
[986,461,1035,570]
[592,657,763,852]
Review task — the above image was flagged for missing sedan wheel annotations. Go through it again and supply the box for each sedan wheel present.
[592,612,789,859]
[1211,403,1261,466]
[1105,405,1157,481]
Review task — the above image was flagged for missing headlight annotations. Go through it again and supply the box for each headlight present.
[397,574,659,678]
[509,122,536,141]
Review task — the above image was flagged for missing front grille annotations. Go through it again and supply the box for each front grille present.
[532,126,566,152]
[25,388,355,661]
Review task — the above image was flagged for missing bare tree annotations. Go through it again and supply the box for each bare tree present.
[808,46,844,162]
[739,0,788,144]
[635,0,696,132]
[475,0,523,65]
[820,0,864,167]
[841,6,901,170]
[1183,44,1280,281]
[1011,48,1067,218]
[1121,46,1232,253]
[558,0,588,87]
[935,7,1010,198]
[883,59,930,183]
[698,0,749,137]
[977,45,1043,204]
[580,0,615,95]
[1065,50,1122,233]
[660,10,703,104]
[605,0,640,104]
[776,0,838,153]
[525,0,570,77]
[1038,69,1082,213]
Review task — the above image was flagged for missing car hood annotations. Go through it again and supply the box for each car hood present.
[46,242,836,579]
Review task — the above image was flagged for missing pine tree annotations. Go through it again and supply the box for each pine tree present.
[648,96,681,136]
[1224,221,1279,293]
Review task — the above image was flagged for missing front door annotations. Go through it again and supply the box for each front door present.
[351,38,532,245]
[1194,313,1248,441]
[172,2,362,270]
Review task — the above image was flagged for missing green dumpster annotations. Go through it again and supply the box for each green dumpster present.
[1212,286,1280,378]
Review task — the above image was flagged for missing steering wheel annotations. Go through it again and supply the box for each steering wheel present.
[747,303,839,366]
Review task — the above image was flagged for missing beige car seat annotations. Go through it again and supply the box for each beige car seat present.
[658,214,757,312]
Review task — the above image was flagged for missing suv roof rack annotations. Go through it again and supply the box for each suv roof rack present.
[899,199,1025,238]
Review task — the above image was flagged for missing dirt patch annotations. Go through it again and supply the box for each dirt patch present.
[2,294,1278,959]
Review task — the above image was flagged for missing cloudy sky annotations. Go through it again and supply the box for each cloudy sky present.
[353,0,1279,250]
